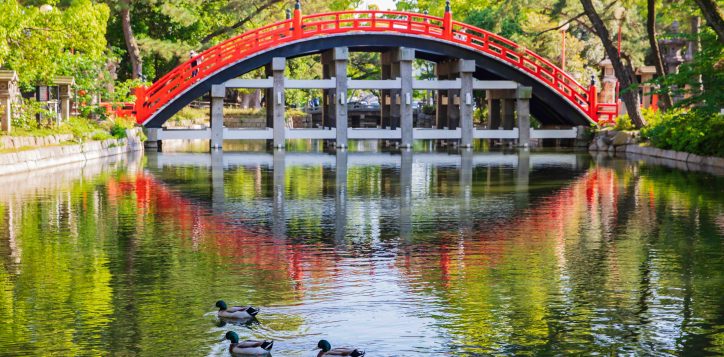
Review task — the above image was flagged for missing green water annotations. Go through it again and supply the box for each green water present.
[0,150,722,356]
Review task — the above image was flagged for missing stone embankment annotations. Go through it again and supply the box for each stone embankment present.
[589,129,724,169]
[0,128,144,175]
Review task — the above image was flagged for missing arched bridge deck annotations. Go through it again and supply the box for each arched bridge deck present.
[134,7,610,148]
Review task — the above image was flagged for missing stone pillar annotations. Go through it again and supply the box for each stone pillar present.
[436,62,449,129]
[210,84,225,150]
[398,48,415,148]
[322,51,335,129]
[390,54,401,130]
[144,127,162,151]
[0,96,10,133]
[516,86,532,147]
[333,47,349,148]
[272,57,286,149]
[487,97,501,129]
[1,71,20,133]
[502,98,515,130]
[264,64,274,128]
[380,52,392,128]
[459,59,475,148]
[58,84,71,122]
[446,64,460,130]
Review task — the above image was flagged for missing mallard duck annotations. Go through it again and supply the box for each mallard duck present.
[216,300,259,320]
[315,340,365,357]
[224,331,273,355]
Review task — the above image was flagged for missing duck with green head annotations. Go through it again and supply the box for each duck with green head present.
[216,300,260,320]
[224,331,273,355]
[315,340,365,357]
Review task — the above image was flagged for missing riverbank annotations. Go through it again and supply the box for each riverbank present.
[0,128,144,176]
[589,129,724,171]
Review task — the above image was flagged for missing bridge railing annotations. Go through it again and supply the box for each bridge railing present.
[135,9,597,125]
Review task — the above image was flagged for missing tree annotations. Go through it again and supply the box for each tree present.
[693,0,724,44]
[119,0,142,79]
[0,0,110,91]
[580,0,645,128]
[646,0,673,109]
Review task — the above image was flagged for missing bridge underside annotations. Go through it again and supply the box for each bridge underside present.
[143,34,592,129]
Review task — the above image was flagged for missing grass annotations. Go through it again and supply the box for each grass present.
[2,116,137,145]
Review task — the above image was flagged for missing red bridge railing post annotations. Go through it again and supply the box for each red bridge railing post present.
[588,75,598,122]
[134,86,147,124]
[293,0,303,38]
[443,1,453,40]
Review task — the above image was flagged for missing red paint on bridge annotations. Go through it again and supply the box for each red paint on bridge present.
[134,9,614,125]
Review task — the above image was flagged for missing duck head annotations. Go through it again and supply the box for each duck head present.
[215,300,228,311]
[225,331,240,344]
[317,339,332,352]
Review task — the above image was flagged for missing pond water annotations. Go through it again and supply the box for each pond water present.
[0,148,722,356]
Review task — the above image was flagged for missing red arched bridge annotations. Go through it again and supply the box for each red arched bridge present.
[134,5,613,148]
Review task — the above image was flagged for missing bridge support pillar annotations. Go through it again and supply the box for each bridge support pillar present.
[264,64,273,129]
[502,98,515,130]
[398,48,414,148]
[322,51,335,129]
[333,48,349,148]
[272,57,286,149]
[446,63,460,131]
[517,86,532,147]
[459,59,475,148]
[488,98,501,129]
[435,61,450,129]
[210,84,225,150]
[380,52,392,129]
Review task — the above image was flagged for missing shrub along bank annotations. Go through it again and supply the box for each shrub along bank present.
[5,99,138,145]
[616,108,723,158]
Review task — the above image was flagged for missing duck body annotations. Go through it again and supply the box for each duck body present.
[229,340,274,355]
[224,331,273,356]
[316,340,365,357]
[216,300,259,320]
[318,348,365,357]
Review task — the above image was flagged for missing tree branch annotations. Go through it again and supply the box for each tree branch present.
[535,1,619,37]
[200,0,281,45]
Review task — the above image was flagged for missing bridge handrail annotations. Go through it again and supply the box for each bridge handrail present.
[135,10,595,125]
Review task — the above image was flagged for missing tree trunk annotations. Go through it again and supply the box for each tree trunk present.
[120,0,142,79]
[693,0,724,44]
[647,0,673,109]
[580,0,645,127]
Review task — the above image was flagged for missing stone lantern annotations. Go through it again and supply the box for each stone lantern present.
[597,58,616,104]
[636,66,657,109]
[55,76,75,122]
[0,70,19,133]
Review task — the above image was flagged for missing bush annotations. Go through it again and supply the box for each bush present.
[641,109,724,157]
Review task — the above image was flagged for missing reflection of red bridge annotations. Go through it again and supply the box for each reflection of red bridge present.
[104,167,631,296]
[400,167,625,288]
[108,173,336,292]
[133,5,617,129]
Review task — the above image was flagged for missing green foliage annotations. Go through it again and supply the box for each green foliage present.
[641,109,724,157]
[614,112,638,131]
[109,78,149,103]
[0,0,110,91]
[12,99,56,131]
[650,30,723,113]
